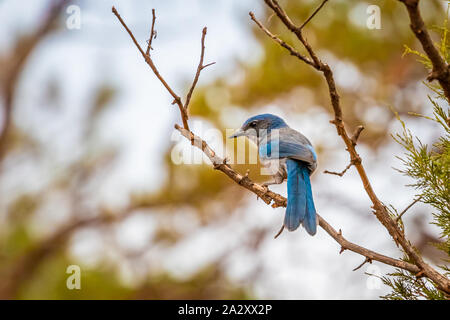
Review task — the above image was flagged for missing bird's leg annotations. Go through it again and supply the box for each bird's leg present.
[258,171,285,201]
[256,175,282,201]
[262,168,285,188]
[262,174,285,187]
[257,160,286,200]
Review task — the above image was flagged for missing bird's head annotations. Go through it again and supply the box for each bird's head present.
[228,113,287,139]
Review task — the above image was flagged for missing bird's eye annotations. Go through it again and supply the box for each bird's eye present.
[250,121,257,128]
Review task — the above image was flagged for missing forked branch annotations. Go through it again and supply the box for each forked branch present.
[112,7,214,131]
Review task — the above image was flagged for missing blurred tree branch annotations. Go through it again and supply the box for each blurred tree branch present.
[0,0,66,163]
[0,201,166,299]
[111,4,429,289]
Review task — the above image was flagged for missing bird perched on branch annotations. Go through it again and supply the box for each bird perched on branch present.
[229,114,318,235]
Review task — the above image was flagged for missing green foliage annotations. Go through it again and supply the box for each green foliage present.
[384,9,450,299]
[392,100,450,240]
[383,101,450,298]
[381,268,446,300]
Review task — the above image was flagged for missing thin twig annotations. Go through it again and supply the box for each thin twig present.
[263,0,322,68]
[249,12,315,67]
[396,196,422,223]
[353,257,372,272]
[298,0,329,31]
[184,27,216,114]
[112,6,188,129]
[324,162,353,177]
[274,225,285,239]
[145,9,156,55]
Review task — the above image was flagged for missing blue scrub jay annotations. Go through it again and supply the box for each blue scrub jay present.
[229,114,317,235]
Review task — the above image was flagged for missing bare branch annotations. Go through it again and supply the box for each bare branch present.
[113,7,214,132]
[174,124,420,274]
[184,27,216,114]
[324,162,353,177]
[399,0,450,103]
[0,0,66,163]
[263,0,322,68]
[112,6,188,129]
[249,12,315,67]
[0,200,164,299]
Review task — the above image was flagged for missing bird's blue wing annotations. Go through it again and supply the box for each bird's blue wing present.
[259,139,316,167]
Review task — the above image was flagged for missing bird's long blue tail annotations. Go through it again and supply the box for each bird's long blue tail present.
[285,159,317,235]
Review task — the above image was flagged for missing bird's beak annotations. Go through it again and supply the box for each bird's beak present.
[228,128,246,139]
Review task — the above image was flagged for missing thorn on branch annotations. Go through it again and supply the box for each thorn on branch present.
[352,257,372,272]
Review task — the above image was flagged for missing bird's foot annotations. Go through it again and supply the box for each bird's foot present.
[256,184,270,201]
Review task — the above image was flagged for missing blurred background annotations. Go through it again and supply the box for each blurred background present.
[0,0,447,299]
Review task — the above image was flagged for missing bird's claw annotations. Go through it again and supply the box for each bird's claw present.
[256,184,270,200]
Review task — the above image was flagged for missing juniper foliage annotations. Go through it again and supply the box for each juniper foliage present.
[382,5,450,300]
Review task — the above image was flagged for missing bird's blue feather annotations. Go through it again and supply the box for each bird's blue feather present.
[285,159,306,231]
[302,165,317,235]
[243,113,287,129]
[285,159,317,234]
